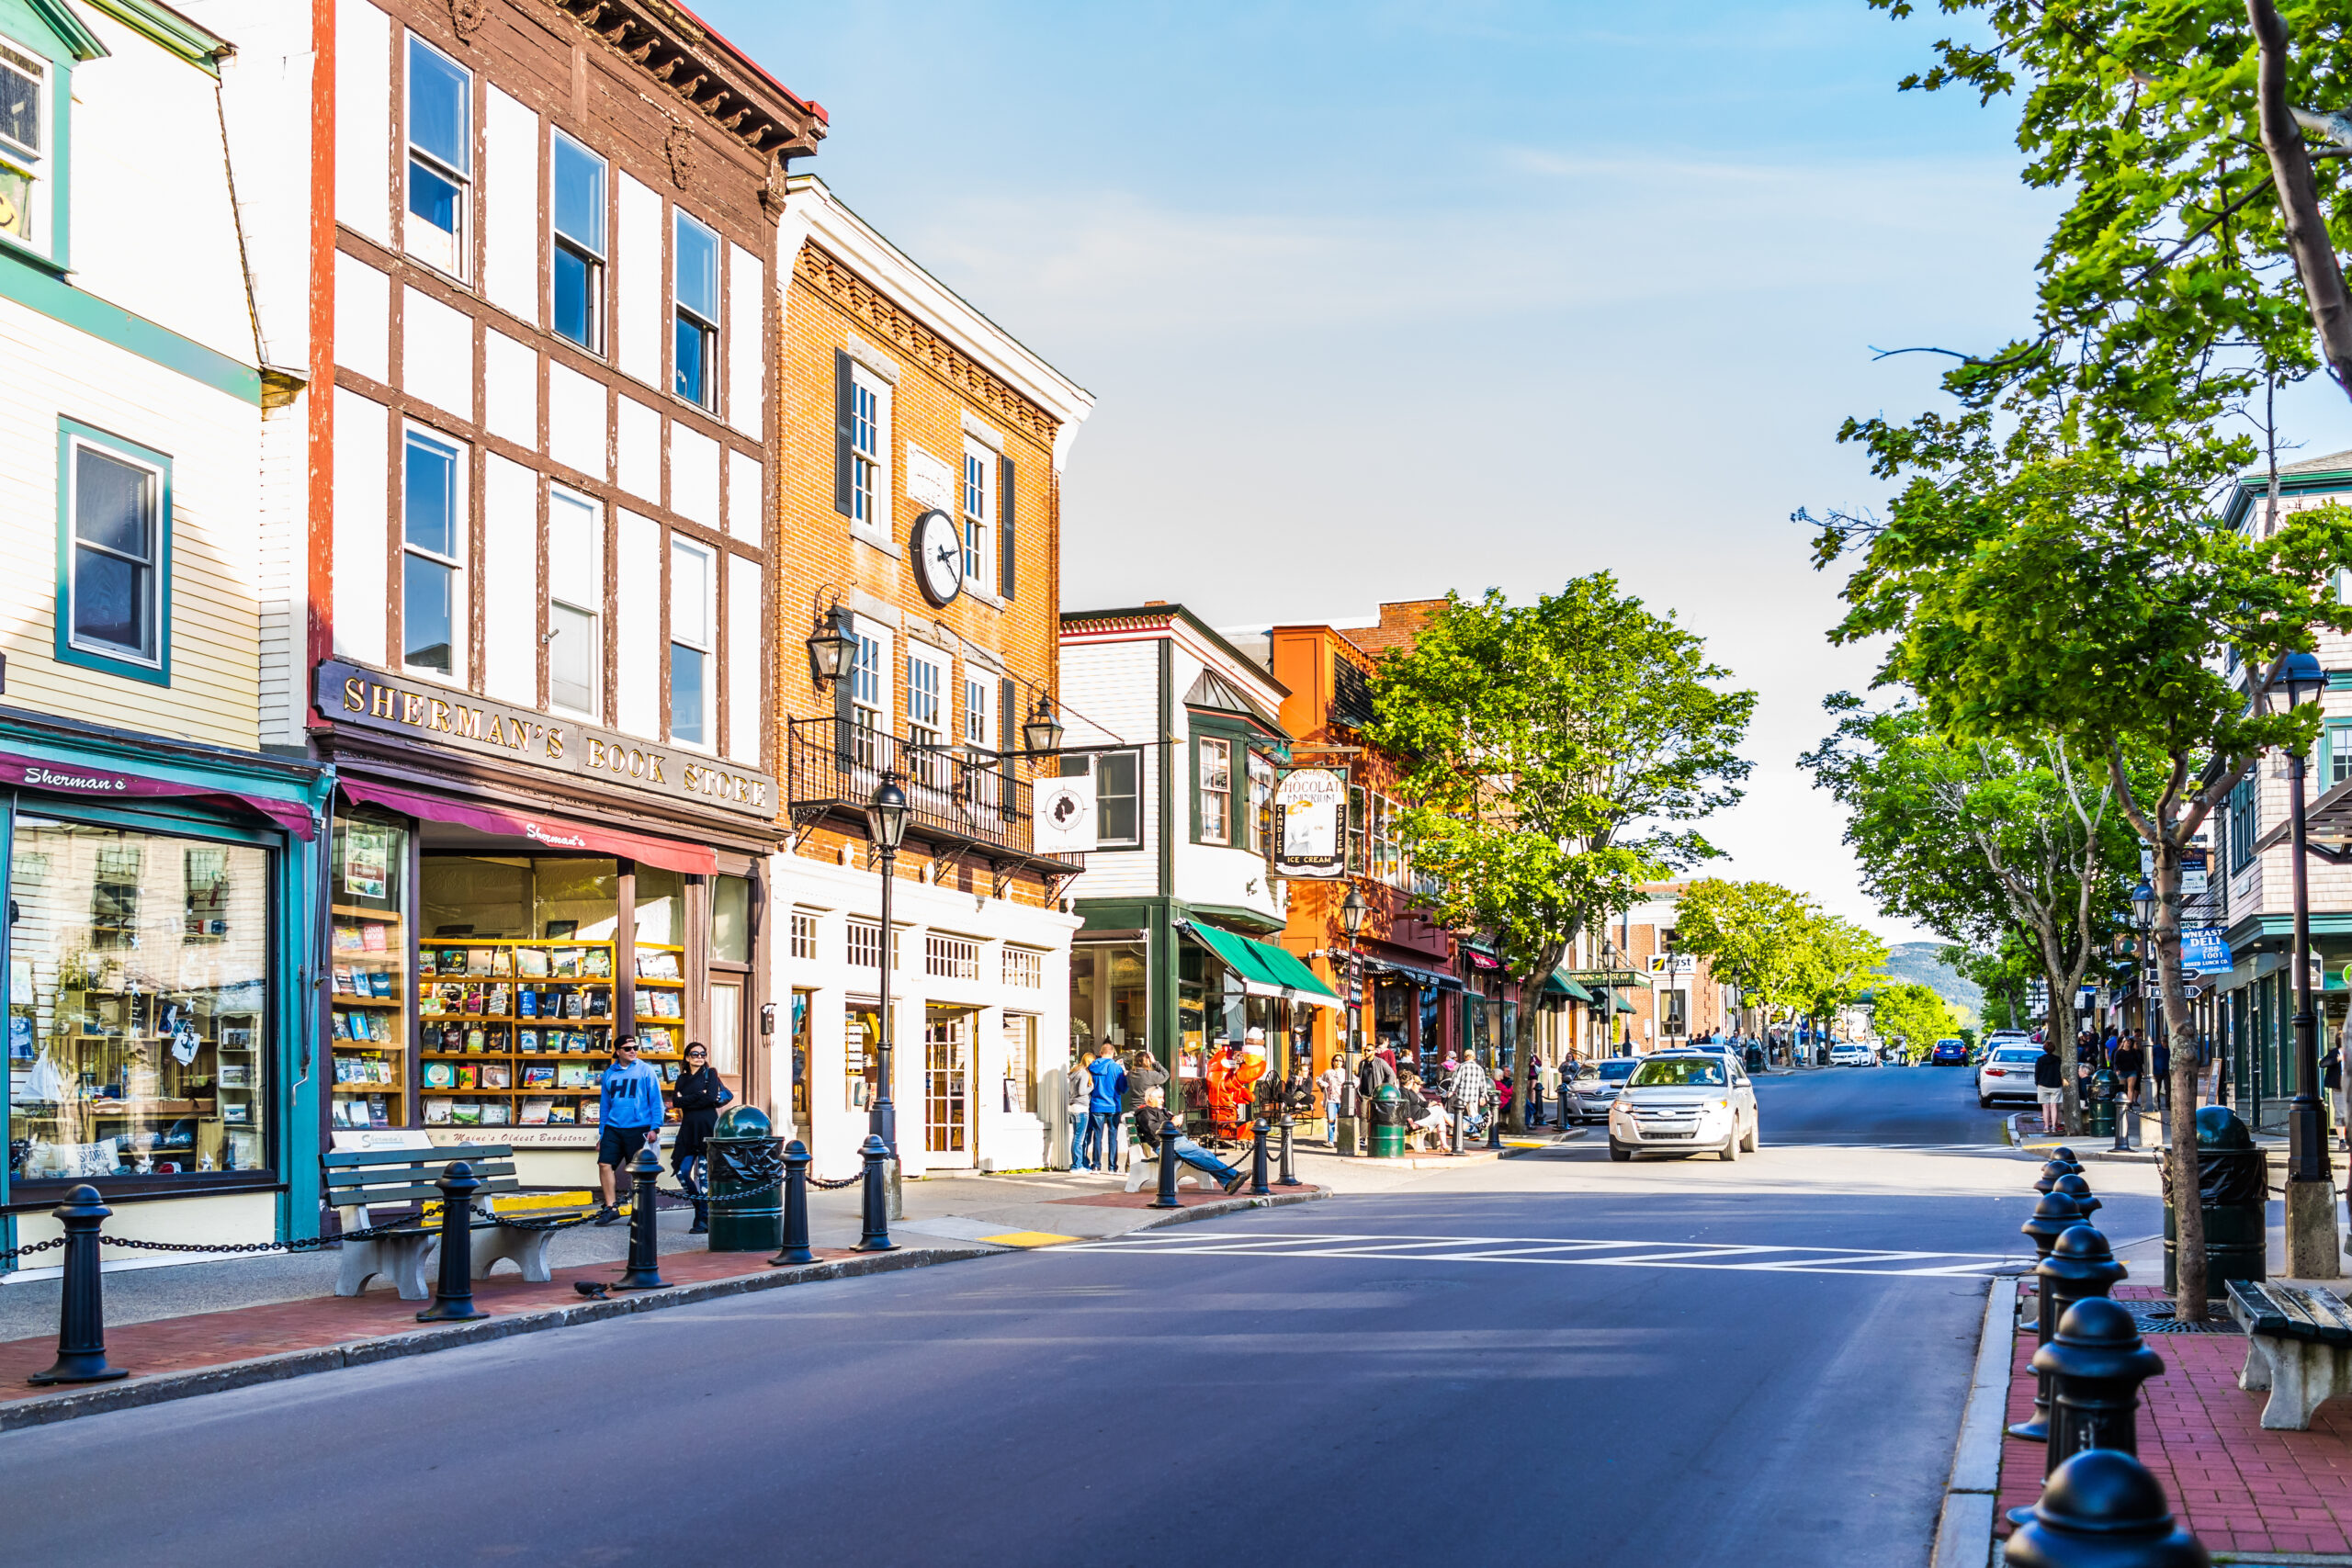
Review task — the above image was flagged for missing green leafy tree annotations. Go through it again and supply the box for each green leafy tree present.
[1947,938,2043,1033]
[1871,980,1962,1059]
[1368,577,1756,1129]
[1815,407,2352,1316]
[1793,913,1891,1057]
[1674,879,1820,1044]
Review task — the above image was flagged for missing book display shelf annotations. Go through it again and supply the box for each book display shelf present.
[329,907,405,1131]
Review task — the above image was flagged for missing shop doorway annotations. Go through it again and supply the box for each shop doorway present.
[924,1009,970,1161]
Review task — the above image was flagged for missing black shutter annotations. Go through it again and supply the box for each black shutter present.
[998,454,1016,601]
[832,349,854,517]
[1000,676,1016,820]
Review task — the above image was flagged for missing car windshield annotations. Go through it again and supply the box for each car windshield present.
[1629,1058,1724,1088]
[1596,1061,1637,1081]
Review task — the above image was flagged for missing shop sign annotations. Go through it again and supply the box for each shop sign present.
[1034,769,1099,853]
[1647,953,1697,976]
[2180,926,2232,974]
[1273,767,1347,878]
[1566,970,1640,988]
[319,660,775,819]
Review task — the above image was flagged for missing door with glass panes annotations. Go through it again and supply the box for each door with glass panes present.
[923,1008,971,1162]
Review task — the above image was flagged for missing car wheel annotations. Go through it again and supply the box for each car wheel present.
[1720,1134,1739,1163]
[1609,1141,1633,1163]
[1977,1095,1992,1110]
[1741,1122,1758,1154]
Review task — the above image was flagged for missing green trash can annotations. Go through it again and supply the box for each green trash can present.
[2162,1104,2267,1294]
[705,1104,784,1253]
[2086,1068,2116,1139]
[1369,1085,1408,1159]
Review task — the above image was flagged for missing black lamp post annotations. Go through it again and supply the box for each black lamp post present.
[2120,881,2156,1153]
[1341,884,1367,1156]
[865,778,910,1196]
[2273,651,2328,1186]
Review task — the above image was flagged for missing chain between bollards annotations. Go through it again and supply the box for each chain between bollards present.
[28,1185,125,1386]
[854,1134,896,1252]
[414,1160,487,1323]
[611,1144,669,1291]
[771,1140,817,1267]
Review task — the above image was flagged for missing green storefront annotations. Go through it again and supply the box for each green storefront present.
[2216,915,2352,1135]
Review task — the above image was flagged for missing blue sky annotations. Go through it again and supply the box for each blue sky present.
[697,0,2339,944]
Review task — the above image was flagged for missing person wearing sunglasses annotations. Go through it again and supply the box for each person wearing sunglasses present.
[671,1041,731,1235]
[594,1035,665,1224]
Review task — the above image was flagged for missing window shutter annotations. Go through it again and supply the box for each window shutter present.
[1000,676,1016,820]
[998,454,1016,601]
[832,349,854,517]
[833,625,855,763]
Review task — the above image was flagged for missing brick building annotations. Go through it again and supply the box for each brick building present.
[772,175,1092,1175]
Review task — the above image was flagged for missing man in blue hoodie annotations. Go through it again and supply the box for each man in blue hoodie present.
[1084,1041,1127,1172]
[595,1034,667,1224]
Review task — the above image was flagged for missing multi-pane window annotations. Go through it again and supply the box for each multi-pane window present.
[1097,750,1141,847]
[964,678,989,749]
[673,210,719,409]
[401,431,464,677]
[669,538,713,746]
[547,490,600,716]
[849,376,880,526]
[1003,947,1044,988]
[961,447,990,592]
[66,438,163,667]
[2327,718,2352,790]
[925,933,978,981]
[1199,738,1233,845]
[404,37,471,277]
[848,628,884,759]
[847,919,881,969]
[1246,751,1275,856]
[0,42,44,246]
[1347,784,1366,874]
[551,131,605,351]
[2228,776,2257,874]
[790,910,817,961]
[907,652,945,787]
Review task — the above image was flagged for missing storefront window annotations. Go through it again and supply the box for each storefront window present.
[9,818,271,1184]
[422,856,617,941]
[329,815,410,1131]
[634,865,683,946]
[789,989,811,1122]
[710,874,751,964]
[1003,1012,1035,1113]
[1107,947,1147,1049]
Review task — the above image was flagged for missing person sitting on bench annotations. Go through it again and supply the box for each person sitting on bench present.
[1132,1087,1250,1194]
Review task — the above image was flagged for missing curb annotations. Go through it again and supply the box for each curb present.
[1932,1273,2012,1568]
[1132,1186,1332,1230]
[0,1244,980,1435]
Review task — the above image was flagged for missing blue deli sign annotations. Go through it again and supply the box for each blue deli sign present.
[2180,927,2233,974]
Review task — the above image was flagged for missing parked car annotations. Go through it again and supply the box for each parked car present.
[1976,1044,2046,1108]
[1565,1057,1640,1124]
[1609,1053,1759,1162]
[1828,1043,1875,1067]
[1927,1039,1971,1066]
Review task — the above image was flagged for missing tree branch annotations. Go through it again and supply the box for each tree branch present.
[2247,0,2352,405]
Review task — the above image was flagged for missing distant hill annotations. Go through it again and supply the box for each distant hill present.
[1878,942,1983,1020]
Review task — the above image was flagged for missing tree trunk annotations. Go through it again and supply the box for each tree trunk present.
[2246,0,2352,412]
[2154,835,2211,1318]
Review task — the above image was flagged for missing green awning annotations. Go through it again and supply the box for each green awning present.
[1542,969,1594,1001]
[1183,922,1342,1011]
[1613,994,1635,1014]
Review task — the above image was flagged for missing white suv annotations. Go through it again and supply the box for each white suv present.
[1609,1052,1759,1162]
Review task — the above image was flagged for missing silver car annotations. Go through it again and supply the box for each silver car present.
[1565,1057,1640,1124]
[1608,1053,1759,1162]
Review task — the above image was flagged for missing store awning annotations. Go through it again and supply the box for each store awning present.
[340,780,718,875]
[1542,969,1594,1001]
[1613,994,1635,1014]
[1183,921,1343,1011]
[1364,958,1465,993]
[0,749,317,839]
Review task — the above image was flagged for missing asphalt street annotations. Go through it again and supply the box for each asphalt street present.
[0,1065,2157,1568]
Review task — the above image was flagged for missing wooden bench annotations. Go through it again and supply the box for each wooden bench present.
[324,1139,593,1300]
[2228,1279,2352,1430]
[1120,1120,1237,1195]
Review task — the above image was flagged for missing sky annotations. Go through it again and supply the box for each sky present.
[695,0,2333,946]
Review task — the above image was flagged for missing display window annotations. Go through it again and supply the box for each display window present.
[329,814,410,1130]
[8,817,272,1185]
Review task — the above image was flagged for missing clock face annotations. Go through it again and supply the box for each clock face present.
[910,509,963,606]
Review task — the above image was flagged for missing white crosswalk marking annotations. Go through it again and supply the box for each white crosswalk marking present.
[1051,1230,2019,1279]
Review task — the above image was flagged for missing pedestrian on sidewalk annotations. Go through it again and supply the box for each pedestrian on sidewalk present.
[2151,1032,2171,1112]
[2322,1032,2346,1149]
[671,1041,730,1235]
[1133,1087,1250,1193]
[1085,1041,1128,1173]
[594,1035,665,1224]
[1123,1047,1167,1113]
[1356,1049,1398,1156]
[1453,1054,1492,1139]
[2032,1039,2064,1136]
[1537,1055,1560,1126]
[2109,1032,2144,1145]
[1317,1057,1350,1146]
[1065,1049,1093,1170]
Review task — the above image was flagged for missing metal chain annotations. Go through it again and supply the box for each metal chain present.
[0,1236,65,1264]
[95,1213,426,1256]
[807,1173,865,1190]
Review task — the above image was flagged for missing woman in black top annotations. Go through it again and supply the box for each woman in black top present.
[672,1042,729,1235]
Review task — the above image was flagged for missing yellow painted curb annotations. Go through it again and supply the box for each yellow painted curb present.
[978,1231,1080,1248]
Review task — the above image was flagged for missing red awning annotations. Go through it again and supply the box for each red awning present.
[1464,950,1502,971]
[338,780,718,875]
[0,750,316,839]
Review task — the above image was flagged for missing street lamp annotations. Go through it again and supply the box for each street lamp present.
[1340,884,1367,1156]
[1022,694,1065,757]
[806,608,854,689]
[2267,649,2335,1273]
[865,778,910,1213]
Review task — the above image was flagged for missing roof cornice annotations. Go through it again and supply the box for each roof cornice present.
[543,0,825,164]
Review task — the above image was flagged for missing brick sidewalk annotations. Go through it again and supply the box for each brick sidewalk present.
[0,1243,867,1407]
[1996,1284,2352,1558]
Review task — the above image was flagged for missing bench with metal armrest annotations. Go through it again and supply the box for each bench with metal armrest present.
[324,1142,599,1300]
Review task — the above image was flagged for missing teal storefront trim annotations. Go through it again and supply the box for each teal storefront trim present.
[0,714,330,1262]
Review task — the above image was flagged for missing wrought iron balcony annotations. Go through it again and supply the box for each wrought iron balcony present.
[785,716,1082,871]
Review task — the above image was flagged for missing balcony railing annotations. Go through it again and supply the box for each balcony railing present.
[786,716,1080,869]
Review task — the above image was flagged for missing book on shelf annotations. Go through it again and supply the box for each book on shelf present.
[553,949,580,978]
[517,987,538,1019]
[362,922,388,952]
[332,924,361,953]
[450,1100,482,1126]
[492,948,514,976]
[583,949,612,978]
[423,1061,456,1089]
[367,1095,390,1128]
[636,950,681,981]
[424,1097,453,1125]
[556,1063,591,1089]
[547,1100,577,1124]
[481,1062,511,1089]
[465,949,492,976]
[331,1013,351,1041]
[520,1097,552,1125]
[517,1029,538,1052]
[522,1063,556,1089]
[332,966,356,995]
[330,1098,351,1127]
[456,1065,476,1090]
[488,984,511,1015]
[580,1100,601,1124]
[368,970,393,998]
[515,947,548,977]
[481,1100,511,1126]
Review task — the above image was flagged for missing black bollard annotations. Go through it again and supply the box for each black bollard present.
[2052,1172,2102,1224]
[28,1186,126,1385]
[2008,1224,2129,1515]
[2004,1450,2211,1568]
[2008,1191,2084,1441]
[854,1134,896,1252]
[1487,1094,1503,1151]
[414,1160,488,1322]
[2038,1295,2165,1468]
[1250,1120,1272,1196]
[1276,1111,1301,1188]
[770,1139,816,1267]
[2035,1156,2072,1196]
[612,1143,669,1291]
[1150,1118,1183,1210]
